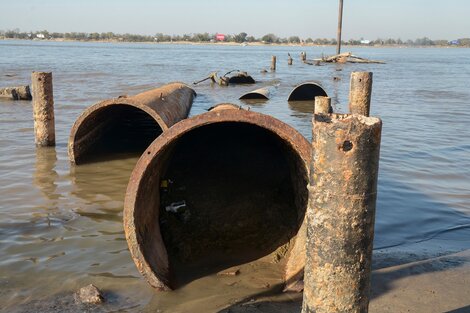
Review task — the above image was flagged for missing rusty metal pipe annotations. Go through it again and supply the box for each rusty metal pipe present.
[208,103,241,111]
[288,82,328,101]
[239,86,275,100]
[68,82,195,165]
[314,96,333,114]
[32,72,55,147]
[349,72,373,116]
[302,113,382,313]
[271,55,277,71]
[337,0,344,55]
[124,108,311,291]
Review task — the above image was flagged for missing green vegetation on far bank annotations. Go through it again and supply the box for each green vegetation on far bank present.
[1,29,469,47]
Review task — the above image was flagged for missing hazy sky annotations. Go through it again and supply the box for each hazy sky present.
[1,0,468,40]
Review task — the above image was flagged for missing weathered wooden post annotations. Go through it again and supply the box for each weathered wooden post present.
[31,72,55,147]
[314,96,333,114]
[301,51,307,62]
[349,72,373,116]
[336,0,344,55]
[271,55,277,71]
[288,53,293,65]
[302,113,382,313]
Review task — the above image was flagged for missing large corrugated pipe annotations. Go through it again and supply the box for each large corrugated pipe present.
[68,82,196,165]
[124,107,311,290]
[287,82,327,101]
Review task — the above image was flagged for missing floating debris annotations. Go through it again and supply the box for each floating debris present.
[314,52,385,64]
[193,70,255,86]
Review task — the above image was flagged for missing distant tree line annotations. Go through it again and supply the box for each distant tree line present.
[1,29,469,47]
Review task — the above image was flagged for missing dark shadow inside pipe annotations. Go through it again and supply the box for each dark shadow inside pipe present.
[145,122,308,288]
[288,83,327,101]
[239,93,269,100]
[74,104,162,164]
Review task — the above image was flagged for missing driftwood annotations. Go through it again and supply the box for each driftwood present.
[313,52,385,64]
[193,70,255,86]
[193,72,218,85]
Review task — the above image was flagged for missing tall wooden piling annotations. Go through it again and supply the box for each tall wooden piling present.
[314,96,333,114]
[349,72,373,116]
[288,53,293,65]
[302,114,382,313]
[271,55,277,71]
[31,72,55,147]
[336,0,344,55]
[301,51,307,62]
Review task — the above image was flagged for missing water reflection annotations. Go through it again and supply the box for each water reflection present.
[288,100,315,114]
[33,147,59,201]
[239,98,268,107]
[70,157,137,210]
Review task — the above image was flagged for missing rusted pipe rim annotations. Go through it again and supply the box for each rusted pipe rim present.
[124,109,311,290]
[68,100,167,164]
[287,82,327,101]
[68,83,195,165]
[207,103,242,111]
[239,86,274,100]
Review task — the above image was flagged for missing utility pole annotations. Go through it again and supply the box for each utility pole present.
[336,0,344,55]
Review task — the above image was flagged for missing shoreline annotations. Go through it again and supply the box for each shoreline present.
[7,246,470,313]
[1,38,467,49]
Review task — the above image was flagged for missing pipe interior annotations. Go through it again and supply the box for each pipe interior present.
[239,93,269,100]
[137,122,308,287]
[288,84,327,101]
[74,104,163,164]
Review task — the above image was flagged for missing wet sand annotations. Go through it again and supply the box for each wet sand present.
[7,246,470,313]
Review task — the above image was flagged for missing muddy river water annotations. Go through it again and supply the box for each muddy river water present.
[1,41,470,312]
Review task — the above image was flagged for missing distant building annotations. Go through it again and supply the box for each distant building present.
[215,33,225,41]
[360,39,371,45]
[449,40,460,45]
[36,33,45,39]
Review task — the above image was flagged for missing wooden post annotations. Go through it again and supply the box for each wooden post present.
[271,55,277,71]
[302,113,382,313]
[314,96,333,114]
[301,51,307,62]
[349,72,373,116]
[31,72,55,147]
[336,0,344,55]
[288,53,293,65]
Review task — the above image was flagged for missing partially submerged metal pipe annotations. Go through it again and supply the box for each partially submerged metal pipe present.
[288,82,328,101]
[314,96,333,114]
[124,108,311,290]
[239,86,275,100]
[32,72,55,147]
[68,82,195,165]
[302,114,382,313]
[208,103,241,111]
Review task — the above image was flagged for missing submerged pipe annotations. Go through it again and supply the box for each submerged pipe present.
[287,82,327,101]
[69,82,196,165]
[239,86,275,100]
[208,103,241,111]
[124,108,311,290]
